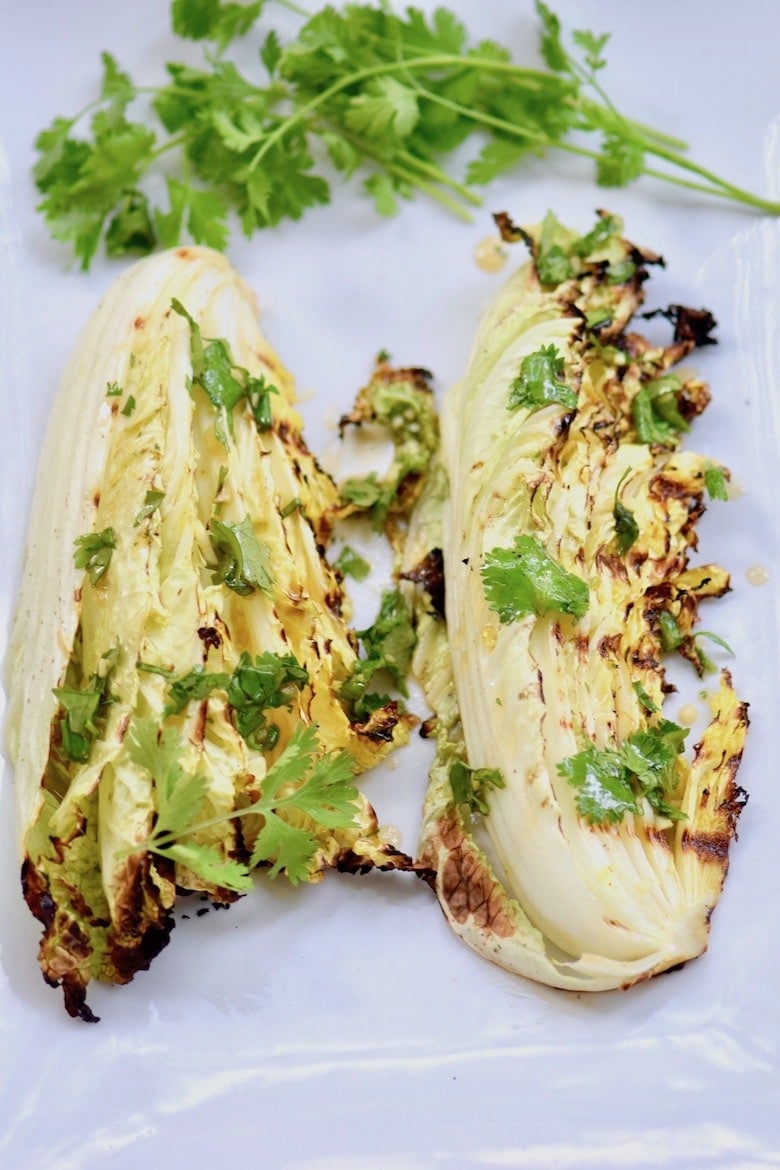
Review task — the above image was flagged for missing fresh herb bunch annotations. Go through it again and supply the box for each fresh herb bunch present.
[34,0,780,269]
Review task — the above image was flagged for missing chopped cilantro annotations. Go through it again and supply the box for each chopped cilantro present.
[632,375,689,446]
[559,719,689,824]
[613,469,638,555]
[704,462,729,501]
[507,344,577,413]
[341,589,415,720]
[172,299,278,443]
[536,210,574,285]
[120,394,137,417]
[449,759,505,816]
[571,212,620,257]
[632,680,659,714]
[74,527,116,586]
[165,651,308,751]
[333,545,371,581]
[134,489,165,526]
[280,496,304,518]
[54,649,116,763]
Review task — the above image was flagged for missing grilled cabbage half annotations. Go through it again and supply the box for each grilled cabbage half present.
[404,213,748,990]
[6,246,414,1019]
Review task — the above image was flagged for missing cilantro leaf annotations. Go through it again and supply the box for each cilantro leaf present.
[507,344,577,413]
[632,375,689,446]
[127,717,210,840]
[346,77,420,144]
[227,652,308,750]
[558,744,639,824]
[134,490,165,526]
[164,841,252,892]
[341,589,415,720]
[208,515,273,596]
[54,686,106,763]
[536,210,574,285]
[333,546,370,581]
[165,666,232,716]
[572,211,620,257]
[704,462,729,501]
[172,298,276,438]
[172,0,265,49]
[613,469,638,555]
[248,723,360,883]
[32,2,780,268]
[74,527,116,586]
[165,652,307,749]
[613,500,639,555]
[126,717,253,893]
[481,535,589,624]
[449,760,505,816]
[559,719,688,824]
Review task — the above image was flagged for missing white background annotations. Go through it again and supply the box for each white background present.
[1,2,779,1167]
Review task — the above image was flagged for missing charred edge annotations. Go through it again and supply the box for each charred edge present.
[276,418,313,460]
[61,972,101,1023]
[492,210,524,243]
[381,365,434,391]
[22,862,102,1023]
[596,551,629,583]
[354,705,403,743]
[719,780,749,837]
[420,715,438,739]
[598,633,622,658]
[197,625,221,651]
[676,380,712,424]
[401,548,445,618]
[680,826,732,864]
[649,475,703,504]
[324,588,344,618]
[337,846,433,878]
[642,304,718,348]
[21,858,55,929]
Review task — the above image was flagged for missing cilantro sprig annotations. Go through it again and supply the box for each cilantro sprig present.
[128,717,360,888]
[33,1,780,269]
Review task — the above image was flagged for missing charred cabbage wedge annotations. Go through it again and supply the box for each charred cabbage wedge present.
[403,212,748,990]
[6,246,415,1020]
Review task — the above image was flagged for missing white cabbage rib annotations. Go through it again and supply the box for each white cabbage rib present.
[410,220,748,990]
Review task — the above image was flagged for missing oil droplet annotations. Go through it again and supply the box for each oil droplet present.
[678,703,699,727]
[727,478,744,500]
[481,622,498,650]
[474,235,508,274]
[746,564,770,586]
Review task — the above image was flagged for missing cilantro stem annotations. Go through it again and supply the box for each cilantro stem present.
[639,147,780,215]
[248,53,561,173]
[257,49,775,213]
[396,149,483,207]
[387,161,475,220]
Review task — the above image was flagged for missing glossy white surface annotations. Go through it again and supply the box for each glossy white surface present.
[1,3,779,1167]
